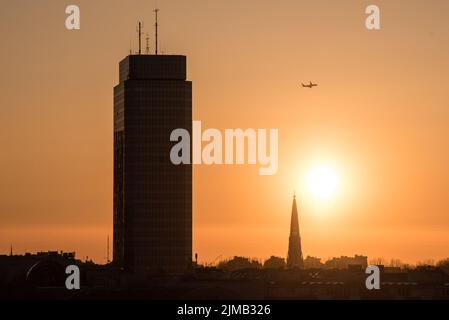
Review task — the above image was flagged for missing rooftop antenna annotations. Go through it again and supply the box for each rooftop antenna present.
[136,21,143,55]
[154,8,159,55]
[145,33,150,54]
[107,235,110,263]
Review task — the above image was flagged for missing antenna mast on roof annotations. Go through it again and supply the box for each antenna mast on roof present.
[107,235,110,263]
[154,8,159,55]
[145,33,150,54]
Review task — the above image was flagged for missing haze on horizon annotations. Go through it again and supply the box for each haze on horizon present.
[1,0,449,265]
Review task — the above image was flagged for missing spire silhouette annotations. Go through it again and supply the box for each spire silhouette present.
[287,194,304,269]
[10,244,13,256]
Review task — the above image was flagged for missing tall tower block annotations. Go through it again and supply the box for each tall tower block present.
[287,194,304,269]
[113,55,192,275]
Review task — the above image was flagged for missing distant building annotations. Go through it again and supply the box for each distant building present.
[264,256,286,269]
[0,250,78,290]
[304,256,323,269]
[324,255,368,269]
[113,54,192,275]
[217,256,262,272]
[287,194,304,269]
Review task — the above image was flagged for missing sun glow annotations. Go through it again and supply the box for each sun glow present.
[305,166,338,200]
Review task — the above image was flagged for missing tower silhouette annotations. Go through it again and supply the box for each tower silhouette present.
[287,194,304,269]
[113,54,192,275]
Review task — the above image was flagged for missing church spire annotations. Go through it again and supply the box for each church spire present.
[287,194,304,269]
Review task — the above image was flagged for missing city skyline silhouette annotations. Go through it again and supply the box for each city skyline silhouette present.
[1,0,449,268]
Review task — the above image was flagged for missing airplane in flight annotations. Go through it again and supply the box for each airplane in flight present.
[302,81,318,88]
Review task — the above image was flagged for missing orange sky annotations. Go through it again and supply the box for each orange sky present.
[1,0,449,265]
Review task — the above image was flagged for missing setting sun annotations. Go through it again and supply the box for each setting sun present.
[305,166,338,200]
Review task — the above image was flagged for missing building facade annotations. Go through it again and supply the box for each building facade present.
[113,55,192,275]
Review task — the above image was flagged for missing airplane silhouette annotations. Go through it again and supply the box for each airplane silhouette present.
[302,81,318,88]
